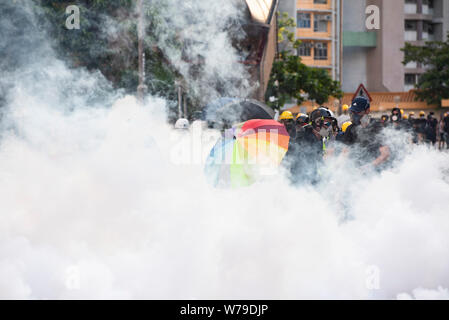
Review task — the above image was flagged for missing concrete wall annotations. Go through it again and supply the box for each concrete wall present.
[443,0,449,40]
[342,47,368,92]
[259,15,278,100]
[342,0,366,32]
[342,0,368,92]
[367,0,405,92]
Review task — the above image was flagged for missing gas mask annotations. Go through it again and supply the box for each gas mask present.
[351,112,370,127]
[319,127,331,138]
[391,115,399,122]
[360,114,371,126]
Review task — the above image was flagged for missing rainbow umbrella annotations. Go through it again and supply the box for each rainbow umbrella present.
[205,119,289,188]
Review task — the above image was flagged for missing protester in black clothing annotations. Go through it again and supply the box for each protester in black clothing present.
[443,113,449,149]
[284,108,335,185]
[380,114,389,127]
[425,112,438,145]
[414,111,428,143]
[344,96,390,170]
[294,113,309,138]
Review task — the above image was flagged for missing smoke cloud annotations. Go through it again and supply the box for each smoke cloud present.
[1,0,449,300]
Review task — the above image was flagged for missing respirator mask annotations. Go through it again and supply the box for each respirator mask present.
[318,120,333,138]
[351,112,370,126]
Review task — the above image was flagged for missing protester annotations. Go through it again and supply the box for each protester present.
[279,111,296,139]
[425,112,438,146]
[343,96,390,171]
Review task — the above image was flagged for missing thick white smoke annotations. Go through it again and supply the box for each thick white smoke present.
[147,0,255,102]
[1,1,449,300]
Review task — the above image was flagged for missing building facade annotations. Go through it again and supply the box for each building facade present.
[342,0,449,93]
[294,0,342,81]
[279,0,449,93]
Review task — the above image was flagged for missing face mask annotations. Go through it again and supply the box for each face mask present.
[351,113,362,125]
[319,126,332,138]
[360,114,371,126]
[392,115,398,122]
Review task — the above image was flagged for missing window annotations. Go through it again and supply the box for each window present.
[424,0,434,7]
[424,22,434,34]
[314,42,328,60]
[314,14,329,32]
[298,42,312,56]
[314,0,327,4]
[405,74,417,85]
[405,20,417,31]
[297,12,311,28]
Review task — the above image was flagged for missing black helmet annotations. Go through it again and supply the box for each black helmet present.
[391,108,402,121]
[350,96,370,113]
[310,107,332,122]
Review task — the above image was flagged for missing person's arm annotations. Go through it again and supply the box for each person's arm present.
[372,145,390,167]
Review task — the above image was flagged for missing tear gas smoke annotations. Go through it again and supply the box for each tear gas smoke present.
[1,1,449,300]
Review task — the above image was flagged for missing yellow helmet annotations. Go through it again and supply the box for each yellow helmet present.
[409,111,415,116]
[342,104,349,111]
[403,114,408,120]
[419,111,426,117]
[279,111,294,120]
[341,121,352,133]
[400,109,404,115]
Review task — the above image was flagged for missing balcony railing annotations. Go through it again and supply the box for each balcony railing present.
[405,31,418,41]
[405,3,417,14]
[422,5,434,15]
[422,32,435,41]
[405,61,417,69]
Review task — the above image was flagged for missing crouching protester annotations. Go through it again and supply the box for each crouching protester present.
[343,96,390,172]
[283,107,337,185]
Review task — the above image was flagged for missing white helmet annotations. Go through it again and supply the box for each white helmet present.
[175,118,189,130]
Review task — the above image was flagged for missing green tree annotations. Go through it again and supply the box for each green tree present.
[33,0,179,104]
[265,12,342,109]
[401,33,449,107]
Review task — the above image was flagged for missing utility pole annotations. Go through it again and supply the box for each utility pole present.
[177,80,182,118]
[183,94,188,119]
[137,0,148,103]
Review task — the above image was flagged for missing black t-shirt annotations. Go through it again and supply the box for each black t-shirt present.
[343,122,385,166]
[284,125,324,185]
[414,117,427,134]
[444,117,449,133]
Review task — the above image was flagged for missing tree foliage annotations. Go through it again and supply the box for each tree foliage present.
[401,33,449,107]
[33,0,179,103]
[265,12,342,108]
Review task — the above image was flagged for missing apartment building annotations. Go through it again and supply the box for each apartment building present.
[342,0,449,92]
[279,0,342,81]
[403,0,449,91]
[279,0,449,93]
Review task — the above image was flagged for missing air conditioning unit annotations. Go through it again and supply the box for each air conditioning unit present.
[323,15,332,21]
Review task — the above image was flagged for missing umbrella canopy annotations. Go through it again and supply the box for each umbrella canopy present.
[202,97,275,129]
[204,119,289,188]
